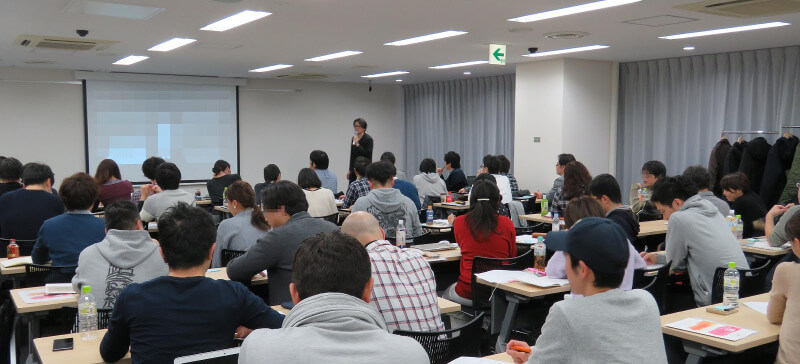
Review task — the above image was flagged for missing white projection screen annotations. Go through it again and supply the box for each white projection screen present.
[84,80,238,183]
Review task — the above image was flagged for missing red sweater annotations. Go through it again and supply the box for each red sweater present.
[98,179,134,206]
[454,214,517,299]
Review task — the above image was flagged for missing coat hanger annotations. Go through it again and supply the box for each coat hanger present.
[737,136,745,143]
[720,135,728,141]
[784,131,793,138]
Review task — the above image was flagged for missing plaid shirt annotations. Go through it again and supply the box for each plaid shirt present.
[550,187,569,216]
[501,173,519,193]
[343,177,370,209]
[366,240,444,333]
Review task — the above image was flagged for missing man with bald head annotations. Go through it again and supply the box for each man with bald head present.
[341,212,443,333]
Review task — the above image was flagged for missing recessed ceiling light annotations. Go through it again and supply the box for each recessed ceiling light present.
[384,30,468,46]
[305,50,363,62]
[249,64,293,72]
[683,46,695,51]
[463,71,471,75]
[395,79,403,82]
[361,71,409,78]
[148,38,196,52]
[509,0,641,23]
[429,60,489,69]
[113,55,149,65]
[659,21,790,40]
[522,45,609,58]
[201,10,271,32]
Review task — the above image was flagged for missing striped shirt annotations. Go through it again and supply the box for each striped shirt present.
[366,240,444,333]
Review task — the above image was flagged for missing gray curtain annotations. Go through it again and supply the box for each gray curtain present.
[617,45,800,203]
[403,74,515,179]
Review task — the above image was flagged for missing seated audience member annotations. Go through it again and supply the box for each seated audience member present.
[72,201,168,308]
[545,197,646,291]
[630,160,666,219]
[551,161,592,216]
[589,174,640,242]
[341,212,444,332]
[546,153,575,202]
[467,173,511,218]
[94,159,134,209]
[682,165,730,217]
[310,150,338,193]
[438,151,468,192]
[497,155,519,193]
[206,159,241,206]
[352,161,423,240]
[413,158,447,205]
[238,231,428,364]
[139,163,195,222]
[0,163,64,252]
[341,156,371,209]
[642,176,748,306]
[227,181,338,304]
[132,156,165,204]
[481,154,512,204]
[381,151,406,180]
[507,218,667,364]
[32,172,106,271]
[392,172,422,211]
[767,213,800,364]
[254,164,281,204]
[297,168,337,218]
[211,181,270,268]
[721,172,767,238]
[0,157,23,197]
[100,203,284,364]
[766,186,800,247]
[444,180,516,306]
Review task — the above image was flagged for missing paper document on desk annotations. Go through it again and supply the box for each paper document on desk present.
[45,283,75,295]
[743,301,768,315]
[448,357,507,364]
[515,235,536,245]
[1,256,32,268]
[665,317,757,341]
[743,238,789,250]
[19,288,74,304]
[475,270,569,287]
[514,274,569,287]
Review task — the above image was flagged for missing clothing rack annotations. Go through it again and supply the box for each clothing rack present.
[720,130,779,138]
[781,126,800,129]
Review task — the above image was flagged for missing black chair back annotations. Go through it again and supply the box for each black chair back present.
[470,251,534,310]
[633,261,672,313]
[65,307,114,332]
[466,175,477,188]
[410,231,443,246]
[220,249,246,268]
[22,264,76,287]
[394,312,484,364]
[711,259,773,304]
[318,213,339,225]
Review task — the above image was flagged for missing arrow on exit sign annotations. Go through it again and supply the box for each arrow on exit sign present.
[489,44,506,65]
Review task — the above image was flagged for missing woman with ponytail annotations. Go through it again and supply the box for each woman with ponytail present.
[442,180,517,306]
[211,181,269,267]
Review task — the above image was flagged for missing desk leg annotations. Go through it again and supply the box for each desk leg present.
[22,313,41,364]
[682,340,726,364]
[494,293,529,354]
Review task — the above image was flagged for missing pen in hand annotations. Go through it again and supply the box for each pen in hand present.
[510,345,531,353]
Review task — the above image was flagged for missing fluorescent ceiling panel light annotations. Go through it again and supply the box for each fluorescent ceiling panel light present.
[201,10,271,32]
[683,46,695,51]
[429,60,488,69]
[522,44,609,58]
[659,21,790,40]
[385,30,468,46]
[305,51,363,62]
[148,38,196,52]
[395,79,403,82]
[249,64,293,72]
[113,55,149,65]
[66,0,164,20]
[509,0,641,23]
[361,71,409,78]
[463,71,471,75]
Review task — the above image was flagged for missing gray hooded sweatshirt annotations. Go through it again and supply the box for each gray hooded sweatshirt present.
[657,195,749,306]
[352,188,423,239]
[72,229,168,309]
[238,293,429,364]
[413,173,448,204]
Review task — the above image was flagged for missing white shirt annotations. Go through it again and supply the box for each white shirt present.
[302,188,338,218]
[492,174,512,204]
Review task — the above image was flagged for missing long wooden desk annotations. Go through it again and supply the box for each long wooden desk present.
[661,293,778,362]
[270,297,461,315]
[433,202,470,211]
[519,214,669,238]
[484,353,514,362]
[421,247,461,263]
[739,237,792,257]
[34,329,130,364]
[0,257,29,275]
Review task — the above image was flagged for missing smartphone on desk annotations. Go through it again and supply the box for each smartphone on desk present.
[280,301,295,310]
[53,338,73,351]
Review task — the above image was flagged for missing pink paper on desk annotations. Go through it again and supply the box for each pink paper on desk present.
[666,317,757,341]
[19,288,73,304]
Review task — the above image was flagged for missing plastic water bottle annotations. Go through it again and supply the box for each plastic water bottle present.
[726,210,736,235]
[723,262,740,309]
[533,236,546,271]
[426,206,434,224]
[540,196,549,216]
[552,213,560,231]
[396,220,406,248]
[222,187,229,208]
[78,286,98,340]
[734,215,744,240]
[637,187,645,201]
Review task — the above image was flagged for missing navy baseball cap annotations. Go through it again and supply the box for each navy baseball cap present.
[544,217,629,274]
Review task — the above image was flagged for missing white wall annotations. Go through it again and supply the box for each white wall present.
[0,67,404,193]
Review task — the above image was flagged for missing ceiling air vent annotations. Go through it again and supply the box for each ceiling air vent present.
[544,31,589,40]
[275,73,332,80]
[14,34,117,51]
[676,0,800,18]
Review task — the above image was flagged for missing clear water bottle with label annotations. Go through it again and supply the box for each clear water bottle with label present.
[396,220,406,248]
[426,206,434,224]
[734,215,744,240]
[723,262,740,309]
[222,187,229,208]
[533,236,546,271]
[552,213,560,231]
[726,209,736,236]
[79,286,98,340]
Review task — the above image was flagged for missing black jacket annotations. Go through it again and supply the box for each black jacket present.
[760,136,799,207]
[738,137,772,198]
[708,139,731,197]
[725,140,748,176]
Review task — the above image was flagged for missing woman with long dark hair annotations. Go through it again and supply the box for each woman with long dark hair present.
[443,180,517,306]
[94,158,133,209]
[211,181,269,267]
[550,161,592,216]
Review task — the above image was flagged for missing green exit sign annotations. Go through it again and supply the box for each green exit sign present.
[490,44,506,65]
